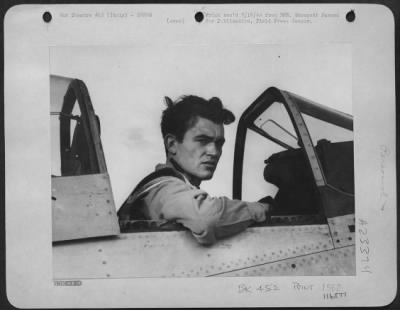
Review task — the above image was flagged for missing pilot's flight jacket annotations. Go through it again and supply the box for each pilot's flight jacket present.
[119,163,269,245]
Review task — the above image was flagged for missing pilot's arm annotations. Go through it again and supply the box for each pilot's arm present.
[140,177,271,245]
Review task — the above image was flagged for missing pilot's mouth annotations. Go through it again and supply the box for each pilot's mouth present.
[202,161,217,169]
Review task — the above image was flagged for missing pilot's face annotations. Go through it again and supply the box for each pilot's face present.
[169,117,225,186]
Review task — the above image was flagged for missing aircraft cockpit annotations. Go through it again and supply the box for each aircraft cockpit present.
[119,87,355,232]
[233,87,354,225]
[51,76,356,277]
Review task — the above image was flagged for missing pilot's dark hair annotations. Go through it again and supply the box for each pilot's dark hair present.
[161,95,235,142]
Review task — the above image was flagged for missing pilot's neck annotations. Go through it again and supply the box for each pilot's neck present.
[166,158,201,188]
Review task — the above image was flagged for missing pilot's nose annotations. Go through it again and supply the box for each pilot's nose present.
[206,142,221,158]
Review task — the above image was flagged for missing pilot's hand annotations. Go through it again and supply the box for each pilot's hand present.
[258,196,277,215]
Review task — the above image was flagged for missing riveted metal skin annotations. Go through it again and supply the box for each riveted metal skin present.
[328,214,356,248]
[52,224,355,279]
[52,173,120,242]
[218,246,355,277]
[281,91,326,187]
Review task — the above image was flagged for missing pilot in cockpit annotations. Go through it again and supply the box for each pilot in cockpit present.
[118,95,273,245]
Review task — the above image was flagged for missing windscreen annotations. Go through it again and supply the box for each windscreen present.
[301,113,353,146]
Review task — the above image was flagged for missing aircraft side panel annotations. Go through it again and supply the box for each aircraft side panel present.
[328,214,355,248]
[216,214,356,277]
[53,224,343,279]
[52,173,120,241]
[217,246,355,277]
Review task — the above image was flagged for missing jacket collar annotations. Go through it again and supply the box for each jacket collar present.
[155,162,197,188]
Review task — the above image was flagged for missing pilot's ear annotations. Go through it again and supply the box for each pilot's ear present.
[164,134,177,155]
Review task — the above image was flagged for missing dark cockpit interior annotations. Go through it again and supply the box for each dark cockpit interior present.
[263,140,354,215]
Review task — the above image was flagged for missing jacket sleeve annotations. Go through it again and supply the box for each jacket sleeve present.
[141,177,270,245]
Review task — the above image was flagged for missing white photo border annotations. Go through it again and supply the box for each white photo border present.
[4,3,397,308]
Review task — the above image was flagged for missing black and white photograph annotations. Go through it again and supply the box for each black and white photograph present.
[4,3,397,308]
[50,43,355,279]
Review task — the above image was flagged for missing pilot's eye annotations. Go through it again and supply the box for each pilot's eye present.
[196,137,211,144]
[216,140,225,148]
[197,138,208,144]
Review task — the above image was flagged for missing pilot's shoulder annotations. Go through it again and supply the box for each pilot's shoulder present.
[146,175,196,195]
